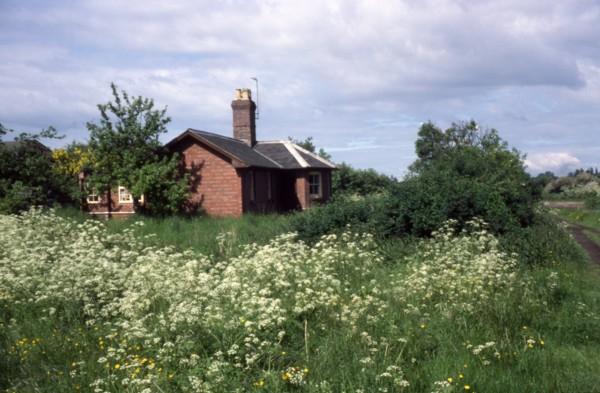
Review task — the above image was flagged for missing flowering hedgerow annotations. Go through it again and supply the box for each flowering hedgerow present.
[0,209,581,392]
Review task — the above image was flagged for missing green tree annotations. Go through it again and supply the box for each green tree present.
[86,84,188,215]
[398,120,537,234]
[331,163,397,196]
[0,123,75,213]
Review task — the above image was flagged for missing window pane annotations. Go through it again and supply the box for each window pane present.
[309,173,321,196]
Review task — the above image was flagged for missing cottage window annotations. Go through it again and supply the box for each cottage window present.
[308,172,322,198]
[118,186,133,204]
[86,192,100,204]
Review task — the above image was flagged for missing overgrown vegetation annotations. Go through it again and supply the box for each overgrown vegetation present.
[292,121,538,241]
[0,124,78,214]
[86,83,189,215]
[3,114,600,392]
[2,209,599,392]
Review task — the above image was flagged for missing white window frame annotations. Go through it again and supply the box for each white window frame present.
[308,172,322,198]
[118,186,133,204]
[86,192,100,204]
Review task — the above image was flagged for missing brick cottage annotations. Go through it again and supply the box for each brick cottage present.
[85,88,336,217]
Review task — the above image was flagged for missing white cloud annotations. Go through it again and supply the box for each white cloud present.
[525,152,581,174]
[0,0,599,175]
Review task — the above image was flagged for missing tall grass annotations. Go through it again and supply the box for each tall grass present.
[2,209,600,392]
[55,207,292,256]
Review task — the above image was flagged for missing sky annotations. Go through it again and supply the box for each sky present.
[1,0,599,177]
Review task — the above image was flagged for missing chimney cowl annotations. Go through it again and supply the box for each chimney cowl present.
[235,88,252,101]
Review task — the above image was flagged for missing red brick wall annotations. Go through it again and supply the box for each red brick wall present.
[174,137,243,217]
[295,172,309,210]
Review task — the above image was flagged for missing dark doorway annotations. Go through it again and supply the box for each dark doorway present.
[279,172,301,212]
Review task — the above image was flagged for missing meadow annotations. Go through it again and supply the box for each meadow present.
[2,209,600,393]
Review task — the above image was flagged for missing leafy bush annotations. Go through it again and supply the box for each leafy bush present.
[0,127,78,213]
[585,193,600,210]
[500,212,585,266]
[293,121,538,241]
[290,194,393,241]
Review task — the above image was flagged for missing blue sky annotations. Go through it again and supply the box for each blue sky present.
[1,0,599,177]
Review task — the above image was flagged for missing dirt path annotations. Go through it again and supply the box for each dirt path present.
[567,223,600,266]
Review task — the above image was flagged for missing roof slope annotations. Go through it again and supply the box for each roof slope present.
[166,129,336,170]
[255,141,335,169]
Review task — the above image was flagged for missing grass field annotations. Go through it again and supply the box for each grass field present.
[2,209,600,392]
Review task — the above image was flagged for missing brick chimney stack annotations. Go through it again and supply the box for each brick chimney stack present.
[232,88,256,146]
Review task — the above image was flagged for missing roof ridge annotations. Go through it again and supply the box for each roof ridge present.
[292,143,337,168]
[283,141,309,168]
[188,128,247,144]
[255,140,287,144]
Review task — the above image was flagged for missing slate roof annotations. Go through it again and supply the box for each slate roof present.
[167,129,336,170]
[255,141,335,169]
[187,129,280,168]
[1,139,51,152]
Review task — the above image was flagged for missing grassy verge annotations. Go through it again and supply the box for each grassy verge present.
[2,210,600,392]
[584,230,600,248]
[553,207,600,232]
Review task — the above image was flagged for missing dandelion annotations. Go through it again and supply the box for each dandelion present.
[464,385,471,390]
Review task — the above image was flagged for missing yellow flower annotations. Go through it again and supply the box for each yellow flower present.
[253,379,265,387]
[303,368,309,374]
[114,363,120,370]
[459,373,464,379]
[464,385,471,390]
[447,377,453,383]
[539,340,545,346]
[420,324,426,329]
